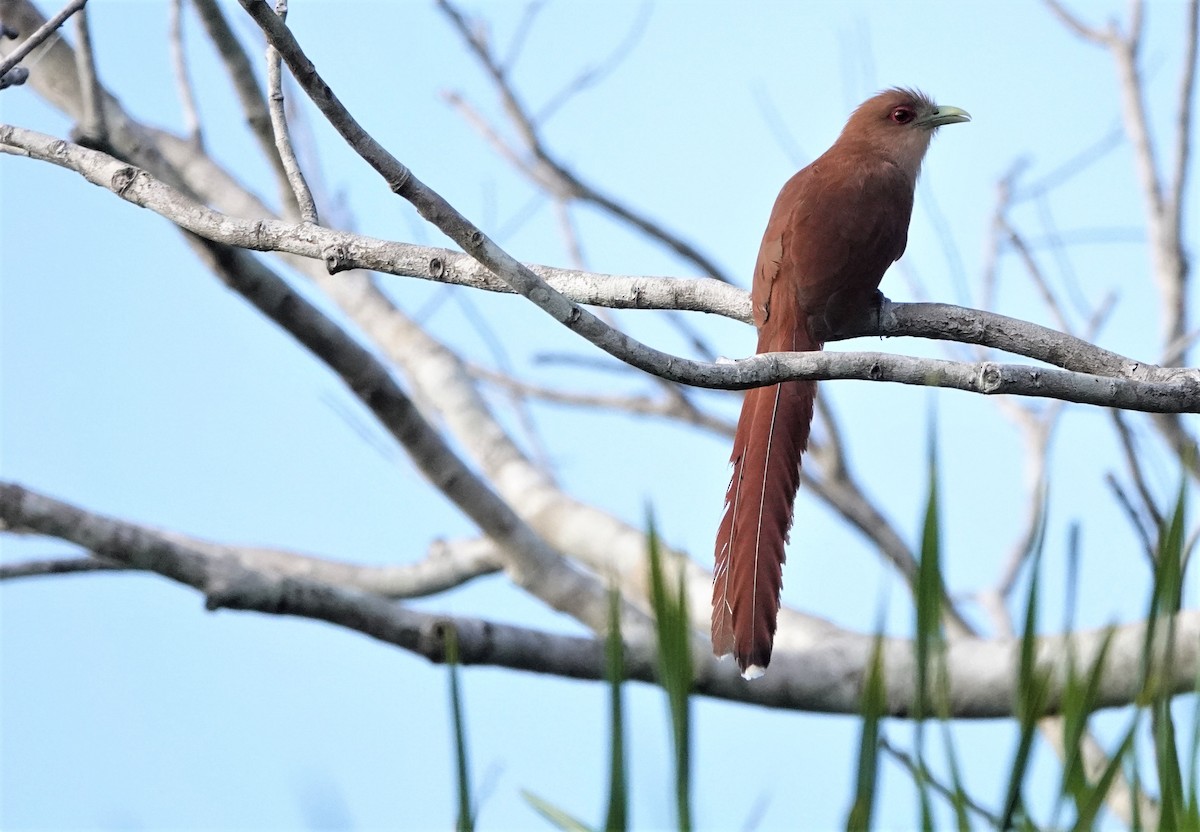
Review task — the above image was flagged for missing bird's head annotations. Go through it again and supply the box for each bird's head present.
[838,87,970,180]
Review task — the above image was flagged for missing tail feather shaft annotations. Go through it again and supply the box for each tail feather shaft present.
[712,324,817,676]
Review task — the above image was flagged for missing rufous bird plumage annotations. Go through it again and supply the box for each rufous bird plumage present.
[712,88,969,679]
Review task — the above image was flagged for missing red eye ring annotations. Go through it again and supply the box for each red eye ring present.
[890,107,915,124]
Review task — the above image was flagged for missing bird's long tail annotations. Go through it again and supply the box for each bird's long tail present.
[712,321,818,678]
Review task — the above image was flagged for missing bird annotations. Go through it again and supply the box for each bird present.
[711,88,970,679]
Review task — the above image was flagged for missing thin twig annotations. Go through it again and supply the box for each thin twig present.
[662,308,721,362]
[918,177,971,308]
[265,0,317,223]
[533,2,651,123]
[1014,125,1124,201]
[498,0,545,74]
[70,3,104,143]
[1168,0,1198,221]
[751,82,807,167]
[551,198,585,268]
[1043,0,1109,45]
[1104,471,1157,561]
[1033,195,1088,320]
[879,735,1004,826]
[168,0,202,149]
[471,362,736,436]
[0,554,126,578]
[1109,408,1165,534]
[999,216,1073,334]
[452,290,555,472]
[435,0,732,283]
[993,421,1054,600]
[190,0,294,214]
[0,0,86,80]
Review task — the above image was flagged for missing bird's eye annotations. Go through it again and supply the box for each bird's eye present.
[890,107,915,124]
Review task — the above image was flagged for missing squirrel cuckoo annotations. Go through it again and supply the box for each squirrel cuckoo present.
[712,88,969,679]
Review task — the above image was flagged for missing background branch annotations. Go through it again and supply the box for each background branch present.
[4,481,1195,719]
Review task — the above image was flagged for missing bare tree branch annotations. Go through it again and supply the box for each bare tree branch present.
[0,534,504,597]
[4,481,1196,718]
[4,126,1196,415]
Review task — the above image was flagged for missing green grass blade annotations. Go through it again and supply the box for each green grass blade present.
[1148,478,1187,829]
[1141,478,1186,701]
[1153,697,1184,831]
[521,789,595,832]
[1054,525,1108,829]
[1058,626,1116,825]
[913,418,945,832]
[1187,668,1200,827]
[936,719,971,832]
[604,585,628,832]
[914,419,944,726]
[1062,523,1081,635]
[444,626,474,832]
[1049,524,1086,831]
[1130,759,1143,832]
[646,511,692,832]
[999,540,1048,831]
[846,627,887,831]
[1070,720,1138,832]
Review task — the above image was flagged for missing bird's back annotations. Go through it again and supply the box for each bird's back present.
[752,153,915,338]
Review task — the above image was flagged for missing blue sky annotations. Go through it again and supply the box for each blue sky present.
[1,1,1196,829]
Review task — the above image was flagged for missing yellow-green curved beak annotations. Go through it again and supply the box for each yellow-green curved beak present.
[919,105,971,128]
